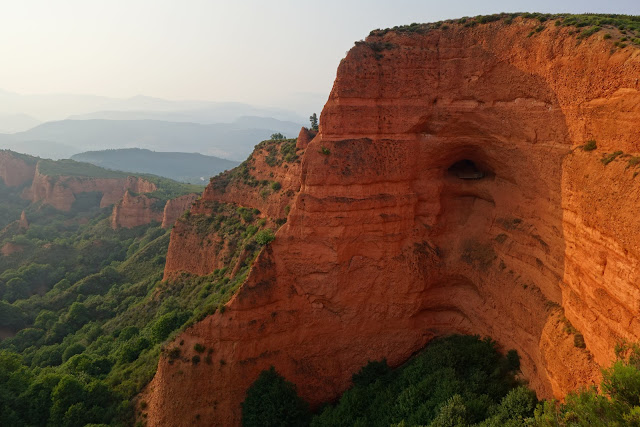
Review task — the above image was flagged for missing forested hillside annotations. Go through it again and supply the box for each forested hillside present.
[0,156,255,425]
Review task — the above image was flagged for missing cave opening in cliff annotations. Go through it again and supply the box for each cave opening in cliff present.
[447,159,485,180]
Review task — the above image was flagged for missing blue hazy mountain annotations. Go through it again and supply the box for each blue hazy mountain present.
[71,148,239,184]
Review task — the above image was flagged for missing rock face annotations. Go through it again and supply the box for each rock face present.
[18,211,28,230]
[24,166,157,211]
[296,126,317,149]
[145,18,640,426]
[161,194,198,229]
[110,191,164,229]
[1,242,23,257]
[0,151,36,187]
[163,138,303,279]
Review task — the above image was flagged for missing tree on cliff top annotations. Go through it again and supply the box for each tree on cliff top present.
[309,113,318,131]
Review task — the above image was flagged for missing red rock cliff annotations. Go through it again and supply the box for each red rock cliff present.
[110,191,164,229]
[24,165,157,212]
[161,194,199,229]
[145,18,640,426]
[163,138,303,279]
[0,151,36,188]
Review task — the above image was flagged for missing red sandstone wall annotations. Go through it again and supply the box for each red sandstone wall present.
[110,191,164,229]
[0,152,36,188]
[161,194,198,229]
[163,139,303,280]
[24,166,157,212]
[145,18,640,426]
[296,126,317,149]
[194,142,303,219]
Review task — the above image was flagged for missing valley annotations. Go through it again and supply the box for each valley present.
[2,11,640,427]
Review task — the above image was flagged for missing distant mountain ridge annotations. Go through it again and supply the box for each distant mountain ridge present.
[0,113,41,133]
[0,117,302,160]
[72,148,239,184]
[0,90,307,123]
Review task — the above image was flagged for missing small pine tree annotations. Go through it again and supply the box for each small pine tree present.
[309,113,318,131]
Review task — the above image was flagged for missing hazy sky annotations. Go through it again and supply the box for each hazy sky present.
[2,0,640,114]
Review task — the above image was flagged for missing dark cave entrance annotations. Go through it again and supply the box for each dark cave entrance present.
[447,159,486,180]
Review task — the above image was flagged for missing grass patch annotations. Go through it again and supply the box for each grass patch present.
[601,151,624,165]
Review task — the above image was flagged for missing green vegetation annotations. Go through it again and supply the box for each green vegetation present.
[36,157,203,203]
[369,14,640,49]
[131,174,203,202]
[210,138,300,193]
[534,341,640,425]
[0,168,250,425]
[255,229,275,245]
[1,149,39,165]
[628,156,640,168]
[244,336,640,427]
[37,159,129,179]
[583,139,598,151]
[601,150,624,165]
[313,335,528,426]
[243,335,535,427]
[579,26,601,38]
[71,148,238,185]
[0,179,31,229]
[242,366,311,427]
[320,146,331,156]
[309,113,319,131]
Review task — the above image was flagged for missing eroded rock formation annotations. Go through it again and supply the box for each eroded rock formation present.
[0,151,36,188]
[110,191,164,229]
[161,194,199,229]
[163,138,303,279]
[145,17,640,426]
[24,166,157,211]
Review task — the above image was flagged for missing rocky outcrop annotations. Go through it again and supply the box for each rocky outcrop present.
[24,166,157,211]
[195,139,303,219]
[163,139,303,279]
[1,242,24,257]
[145,17,640,426]
[110,191,164,229]
[18,211,28,230]
[296,126,317,149]
[0,151,36,187]
[161,194,198,229]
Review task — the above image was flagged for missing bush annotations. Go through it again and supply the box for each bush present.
[270,182,281,192]
[194,343,206,353]
[601,151,623,166]
[167,348,181,360]
[241,366,310,427]
[352,359,390,387]
[237,207,254,223]
[150,311,190,343]
[574,333,586,349]
[583,140,597,151]
[62,343,86,362]
[312,335,525,426]
[255,229,275,246]
[534,343,640,425]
